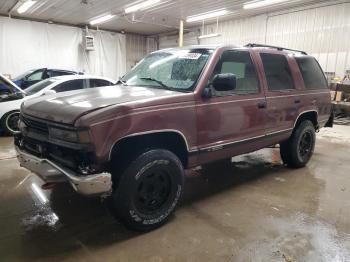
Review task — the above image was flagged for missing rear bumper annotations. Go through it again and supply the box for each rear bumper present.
[16,146,112,196]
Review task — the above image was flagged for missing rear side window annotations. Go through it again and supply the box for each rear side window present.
[260,53,294,91]
[53,79,85,92]
[48,71,74,77]
[211,50,259,95]
[89,79,112,88]
[295,57,328,89]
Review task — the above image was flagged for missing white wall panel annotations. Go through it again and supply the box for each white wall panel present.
[126,34,147,71]
[0,16,132,80]
[197,2,350,78]
[159,32,199,49]
[199,15,267,46]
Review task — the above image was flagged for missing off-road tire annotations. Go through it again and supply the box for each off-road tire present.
[280,120,316,168]
[111,149,184,231]
[1,111,20,135]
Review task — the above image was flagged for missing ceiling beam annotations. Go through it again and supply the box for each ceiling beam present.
[7,0,21,15]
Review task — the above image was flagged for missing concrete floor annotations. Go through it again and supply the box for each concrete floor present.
[0,126,350,262]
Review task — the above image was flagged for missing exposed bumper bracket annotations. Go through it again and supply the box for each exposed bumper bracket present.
[16,146,112,196]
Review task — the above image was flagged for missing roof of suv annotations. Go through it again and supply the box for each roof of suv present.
[162,44,308,56]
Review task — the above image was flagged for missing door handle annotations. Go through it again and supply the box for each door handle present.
[257,101,267,109]
[295,99,301,104]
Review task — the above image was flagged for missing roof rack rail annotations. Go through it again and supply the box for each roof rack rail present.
[245,43,307,55]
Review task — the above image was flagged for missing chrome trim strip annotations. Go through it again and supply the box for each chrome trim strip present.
[293,110,318,128]
[108,129,197,160]
[200,128,293,152]
[200,134,266,151]
[266,91,329,99]
[266,128,293,136]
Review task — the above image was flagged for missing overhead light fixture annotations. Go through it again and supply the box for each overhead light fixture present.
[243,0,288,9]
[89,14,116,25]
[17,0,37,14]
[186,9,228,23]
[198,33,221,39]
[125,0,161,14]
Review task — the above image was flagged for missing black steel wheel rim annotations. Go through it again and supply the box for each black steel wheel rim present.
[6,113,20,133]
[134,168,172,214]
[299,131,312,158]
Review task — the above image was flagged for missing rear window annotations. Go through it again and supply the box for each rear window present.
[260,53,294,91]
[54,79,85,92]
[295,56,328,89]
[90,79,112,88]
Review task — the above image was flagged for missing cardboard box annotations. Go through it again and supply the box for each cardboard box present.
[335,91,343,102]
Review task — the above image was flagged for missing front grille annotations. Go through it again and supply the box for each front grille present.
[21,115,49,134]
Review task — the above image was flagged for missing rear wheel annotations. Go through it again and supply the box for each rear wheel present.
[280,120,316,168]
[111,149,184,231]
[1,111,20,135]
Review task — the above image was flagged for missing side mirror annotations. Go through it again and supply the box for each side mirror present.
[211,73,237,92]
[43,90,56,96]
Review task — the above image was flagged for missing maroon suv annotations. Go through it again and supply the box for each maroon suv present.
[15,44,333,231]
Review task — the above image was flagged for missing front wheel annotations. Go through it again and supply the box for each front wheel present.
[280,120,316,168]
[111,149,184,231]
[1,111,20,135]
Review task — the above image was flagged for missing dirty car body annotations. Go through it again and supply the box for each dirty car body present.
[15,44,332,230]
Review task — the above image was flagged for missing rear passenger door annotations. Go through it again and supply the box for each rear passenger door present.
[259,52,299,135]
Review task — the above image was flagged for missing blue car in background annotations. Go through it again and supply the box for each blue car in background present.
[0,74,24,98]
[13,68,83,89]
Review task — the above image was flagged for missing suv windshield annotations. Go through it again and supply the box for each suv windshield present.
[25,79,56,95]
[121,48,213,92]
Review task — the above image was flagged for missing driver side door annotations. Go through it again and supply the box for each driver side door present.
[196,50,267,164]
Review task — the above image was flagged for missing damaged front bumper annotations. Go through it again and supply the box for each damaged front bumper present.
[16,146,112,196]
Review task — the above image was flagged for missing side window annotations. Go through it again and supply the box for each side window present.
[89,79,112,88]
[211,50,259,96]
[47,70,60,77]
[260,53,294,91]
[295,57,328,89]
[53,79,85,93]
[27,70,43,81]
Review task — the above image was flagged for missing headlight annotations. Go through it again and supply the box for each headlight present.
[49,127,90,143]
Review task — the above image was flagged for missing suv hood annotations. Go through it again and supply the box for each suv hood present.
[22,85,187,124]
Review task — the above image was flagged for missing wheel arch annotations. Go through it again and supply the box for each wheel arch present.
[294,110,318,130]
[109,130,190,168]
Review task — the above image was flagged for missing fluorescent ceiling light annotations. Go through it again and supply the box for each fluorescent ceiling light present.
[17,0,37,14]
[125,0,161,14]
[198,33,221,39]
[243,0,289,9]
[186,9,228,23]
[90,14,116,25]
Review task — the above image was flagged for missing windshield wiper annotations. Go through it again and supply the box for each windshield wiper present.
[139,77,170,89]
[116,79,127,86]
